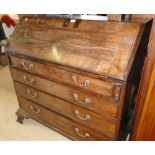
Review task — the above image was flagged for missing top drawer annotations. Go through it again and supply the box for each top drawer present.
[10,56,122,102]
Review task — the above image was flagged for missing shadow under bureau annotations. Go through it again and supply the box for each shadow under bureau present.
[5,16,150,140]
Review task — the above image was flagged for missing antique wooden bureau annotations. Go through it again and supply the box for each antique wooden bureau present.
[5,16,148,140]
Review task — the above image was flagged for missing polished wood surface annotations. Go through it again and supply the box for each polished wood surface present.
[15,82,118,138]
[12,68,118,118]
[10,55,119,100]
[18,97,113,141]
[6,16,144,80]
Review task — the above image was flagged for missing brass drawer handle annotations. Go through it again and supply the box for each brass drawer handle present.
[23,75,35,85]
[30,106,40,113]
[22,61,33,70]
[49,68,53,73]
[26,89,37,98]
[74,110,91,121]
[73,93,91,105]
[75,128,90,138]
[72,74,90,87]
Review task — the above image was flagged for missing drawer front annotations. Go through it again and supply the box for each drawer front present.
[18,97,113,141]
[15,82,117,138]
[11,68,118,118]
[10,56,122,102]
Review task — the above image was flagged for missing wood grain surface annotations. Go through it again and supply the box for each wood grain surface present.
[6,16,144,80]
[11,68,118,118]
[18,97,113,141]
[15,82,118,138]
[10,55,116,99]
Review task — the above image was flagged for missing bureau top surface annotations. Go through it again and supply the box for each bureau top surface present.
[6,16,144,80]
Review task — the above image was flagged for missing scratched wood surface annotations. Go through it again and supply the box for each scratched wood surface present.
[6,16,144,80]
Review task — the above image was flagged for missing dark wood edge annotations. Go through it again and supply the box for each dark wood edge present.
[115,83,127,139]
[130,19,155,140]
[130,58,154,140]
[115,20,151,139]
[123,24,145,80]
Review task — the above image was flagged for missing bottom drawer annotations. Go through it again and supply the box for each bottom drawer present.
[18,97,113,141]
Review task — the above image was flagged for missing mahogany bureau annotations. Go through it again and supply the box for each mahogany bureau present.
[5,16,148,140]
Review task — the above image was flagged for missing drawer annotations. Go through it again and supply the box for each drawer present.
[11,68,118,118]
[10,56,122,102]
[18,97,113,141]
[15,82,118,138]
